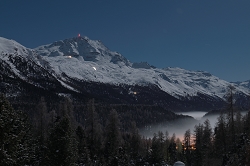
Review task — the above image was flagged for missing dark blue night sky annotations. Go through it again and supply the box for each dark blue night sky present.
[1,0,250,82]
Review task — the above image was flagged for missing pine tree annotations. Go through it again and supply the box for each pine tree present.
[193,123,203,166]
[151,131,166,164]
[184,129,192,166]
[226,85,236,143]
[58,97,75,126]
[0,94,31,165]
[104,109,121,165]
[47,116,77,166]
[168,133,177,165]
[129,121,142,161]
[75,125,90,165]
[151,133,162,164]
[33,97,49,166]
[85,99,103,163]
[202,119,212,150]
[244,110,250,136]
[175,137,184,162]
[243,110,250,165]
[165,131,171,162]
[202,119,213,166]
[46,96,77,166]
[235,109,243,136]
[214,113,227,156]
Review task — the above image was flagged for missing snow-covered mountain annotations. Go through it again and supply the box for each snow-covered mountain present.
[0,36,249,110]
[232,80,250,90]
[34,36,249,99]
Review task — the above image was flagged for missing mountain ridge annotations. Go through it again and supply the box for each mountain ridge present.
[0,36,249,111]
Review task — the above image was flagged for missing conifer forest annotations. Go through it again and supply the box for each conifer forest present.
[1,93,250,166]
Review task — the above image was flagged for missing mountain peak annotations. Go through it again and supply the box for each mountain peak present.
[35,36,130,66]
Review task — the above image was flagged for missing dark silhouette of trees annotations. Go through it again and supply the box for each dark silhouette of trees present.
[104,109,121,165]
[226,85,236,143]
[183,129,192,165]
[84,99,103,164]
[201,86,250,166]
[193,123,203,166]
[168,133,178,165]
[151,132,165,164]
[1,91,250,165]
[47,116,77,166]
[0,94,32,165]
[192,120,213,166]
[75,125,89,164]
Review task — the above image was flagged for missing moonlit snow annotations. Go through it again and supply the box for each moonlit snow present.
[173,161,185,166]
[0,36,249,102]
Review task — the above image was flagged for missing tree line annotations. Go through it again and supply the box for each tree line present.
[181,86,250,166]
[1,87,250,165]
[0,95,182,165]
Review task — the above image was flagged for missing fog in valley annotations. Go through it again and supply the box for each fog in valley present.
[140,111,225,140]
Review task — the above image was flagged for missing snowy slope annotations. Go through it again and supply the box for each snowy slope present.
[0,37,33,79]
[232,80,250,90]
[0,37,77,92]
[0,37,30,56]
[34,36,249,100]
[1,36,249,102]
